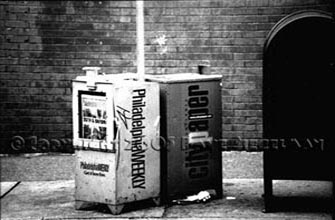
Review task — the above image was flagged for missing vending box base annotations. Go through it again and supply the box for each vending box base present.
[146,73,223,203]
[74,150,161,214]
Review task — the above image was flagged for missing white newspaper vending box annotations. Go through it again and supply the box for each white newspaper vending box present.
[72,71,160,214]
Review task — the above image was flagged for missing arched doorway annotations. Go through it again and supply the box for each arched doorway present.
[262,10,335,212]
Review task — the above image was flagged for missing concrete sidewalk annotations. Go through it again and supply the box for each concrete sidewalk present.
[1,179,333,220]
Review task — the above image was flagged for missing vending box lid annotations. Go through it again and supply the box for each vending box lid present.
[145,73,222,83]
[72,73,139,84]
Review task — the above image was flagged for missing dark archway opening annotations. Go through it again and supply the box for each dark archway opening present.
[263,10,335,212]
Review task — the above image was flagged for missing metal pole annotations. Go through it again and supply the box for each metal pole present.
[136,0,145,81]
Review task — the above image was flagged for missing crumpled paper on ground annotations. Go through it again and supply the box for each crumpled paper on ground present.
[172,190,216,205]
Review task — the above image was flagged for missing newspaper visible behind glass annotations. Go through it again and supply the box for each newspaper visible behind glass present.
[81,95,107,141]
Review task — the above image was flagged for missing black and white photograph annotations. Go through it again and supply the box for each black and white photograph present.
[1,0,335,219]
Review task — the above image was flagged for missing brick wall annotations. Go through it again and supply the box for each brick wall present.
[0,0,333,153]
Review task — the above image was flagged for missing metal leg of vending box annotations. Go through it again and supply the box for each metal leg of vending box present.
[263,151,274,213]
[75,200,92,210]
[333,180,335,219]
[107,204,125,215]
[152,197,161,206]
[216,184,223,199]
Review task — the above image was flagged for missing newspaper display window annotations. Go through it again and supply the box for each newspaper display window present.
[78,91,107,141]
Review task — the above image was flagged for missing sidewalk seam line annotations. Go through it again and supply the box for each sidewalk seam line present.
[0,181,21,199]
